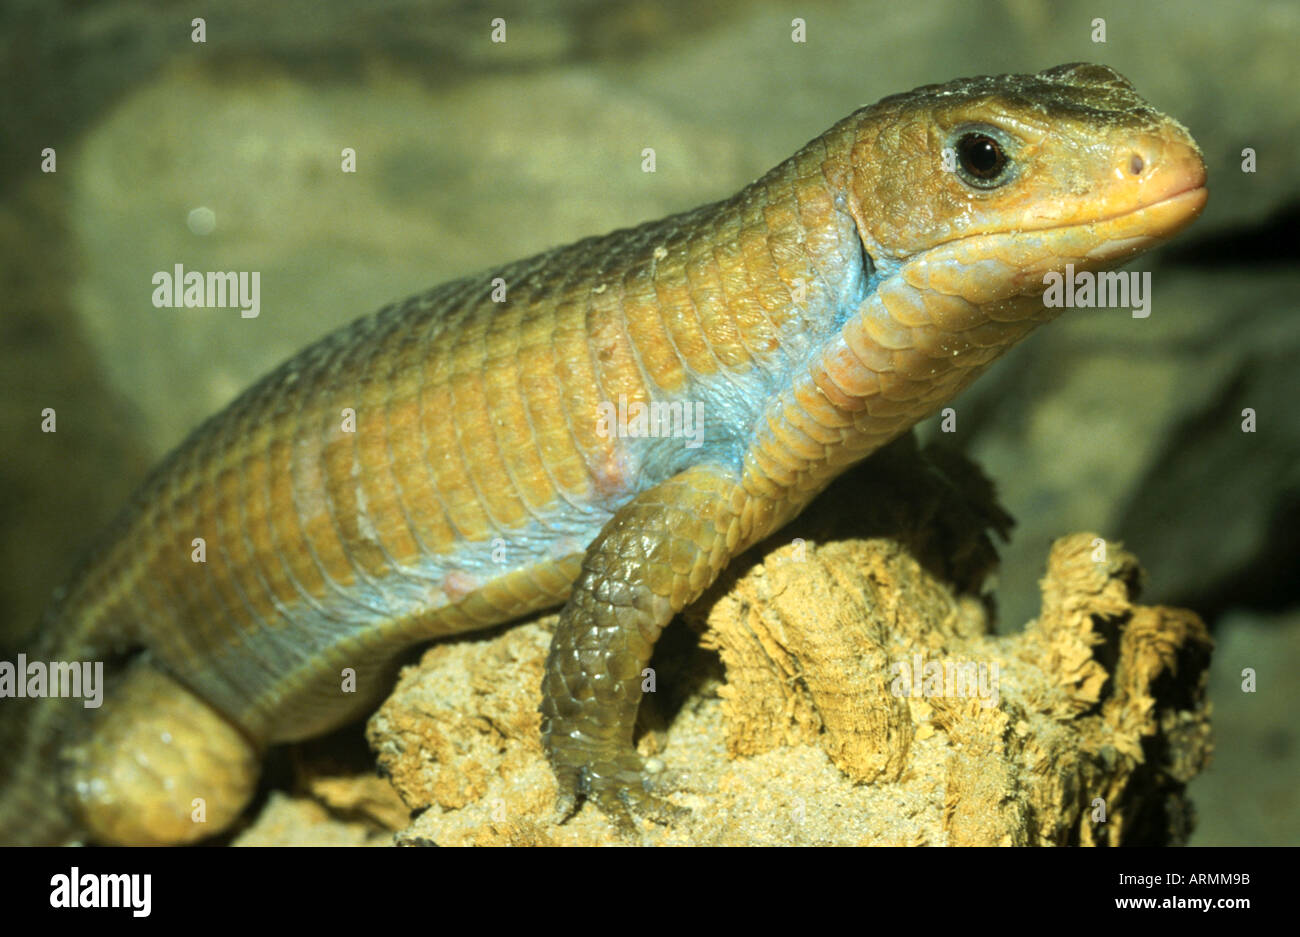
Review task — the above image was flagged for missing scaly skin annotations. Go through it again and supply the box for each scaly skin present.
[0,63,1206,843]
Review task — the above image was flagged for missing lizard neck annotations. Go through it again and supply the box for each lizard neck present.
[738,252,1053,533]
[594,128,876,490]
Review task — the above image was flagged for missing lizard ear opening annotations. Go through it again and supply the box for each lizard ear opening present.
[857,235,876,288]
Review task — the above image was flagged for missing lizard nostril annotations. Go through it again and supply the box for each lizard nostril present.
[1128,153,1145,175]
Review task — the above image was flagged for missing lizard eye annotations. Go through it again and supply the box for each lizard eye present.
[954,132,1010,188]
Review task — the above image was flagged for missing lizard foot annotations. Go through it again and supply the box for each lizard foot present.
[551,752,686,834]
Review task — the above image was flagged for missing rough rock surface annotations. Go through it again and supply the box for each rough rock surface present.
[354,439,1213,845]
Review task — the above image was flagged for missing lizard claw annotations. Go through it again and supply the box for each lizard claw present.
[551,775,580,825]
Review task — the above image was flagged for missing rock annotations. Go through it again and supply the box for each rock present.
[361,439,1213,845]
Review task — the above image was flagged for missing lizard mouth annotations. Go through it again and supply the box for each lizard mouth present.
[1050,182,1209,261]
[897,181,1208,309]
[921,181,1208,275]
[1024,129,1210,259]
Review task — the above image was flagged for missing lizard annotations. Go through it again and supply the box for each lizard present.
[0,63,1207,844]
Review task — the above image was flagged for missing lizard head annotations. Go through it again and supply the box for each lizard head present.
[841,63,1207,308]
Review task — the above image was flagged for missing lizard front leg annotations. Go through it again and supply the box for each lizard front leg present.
[540,464,766,830]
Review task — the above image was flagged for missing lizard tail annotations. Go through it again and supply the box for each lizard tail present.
[0,693,83,845]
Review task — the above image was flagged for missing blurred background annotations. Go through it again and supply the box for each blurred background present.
[1,0,1295,845]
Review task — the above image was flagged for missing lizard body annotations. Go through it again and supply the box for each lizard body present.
[0,63,1206,843]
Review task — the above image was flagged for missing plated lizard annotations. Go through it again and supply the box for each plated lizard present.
[0,63,1207,843]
